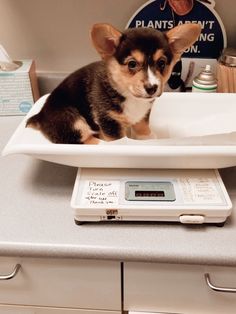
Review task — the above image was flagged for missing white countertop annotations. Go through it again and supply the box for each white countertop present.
[1,116,236,266]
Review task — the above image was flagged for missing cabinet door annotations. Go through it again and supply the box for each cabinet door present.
[0,257,121,310]
[124,262,236,314]
[0,304,121,314]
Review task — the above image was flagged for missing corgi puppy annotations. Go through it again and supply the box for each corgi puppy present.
[26,23,201,144]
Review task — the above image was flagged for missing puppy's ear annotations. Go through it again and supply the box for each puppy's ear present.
[166,23,201,56]
[91,23,122,59]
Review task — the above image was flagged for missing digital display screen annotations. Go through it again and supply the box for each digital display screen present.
[125,181,176,201]
[135,191,165,197]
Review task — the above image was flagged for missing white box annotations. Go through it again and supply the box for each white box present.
[0,60,39,115]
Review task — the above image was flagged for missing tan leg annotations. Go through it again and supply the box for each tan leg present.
[74,117,101,144]
[131,118,156,140]
[84,136,100,145]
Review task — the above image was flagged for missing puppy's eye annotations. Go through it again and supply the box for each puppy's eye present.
[128,60,138,70]
[156,59,166,72]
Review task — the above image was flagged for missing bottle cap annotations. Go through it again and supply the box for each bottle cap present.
[193,65,217,86]
[219,48,236,67]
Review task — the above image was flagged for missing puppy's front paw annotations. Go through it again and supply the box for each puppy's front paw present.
[133,131,157,140]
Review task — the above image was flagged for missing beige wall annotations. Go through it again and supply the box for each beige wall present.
[0,0,235,73]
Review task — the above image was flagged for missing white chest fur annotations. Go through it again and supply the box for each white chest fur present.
[122,96,153,125]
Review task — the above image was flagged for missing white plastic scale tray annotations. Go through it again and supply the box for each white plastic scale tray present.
[71,168,232,224]
[2,93,236,169]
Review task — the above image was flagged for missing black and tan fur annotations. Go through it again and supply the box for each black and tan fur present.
[26,23,201,144]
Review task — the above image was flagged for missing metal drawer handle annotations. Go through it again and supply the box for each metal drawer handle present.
[0,264,21,280]
[205,273,236,293]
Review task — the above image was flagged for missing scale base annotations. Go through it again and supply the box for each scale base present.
[74,216,227,226]
[74,219,226,227]
[71,168,232,226]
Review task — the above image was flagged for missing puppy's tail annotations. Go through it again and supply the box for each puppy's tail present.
[26,113,42,130]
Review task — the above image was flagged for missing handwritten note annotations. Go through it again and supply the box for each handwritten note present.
[81,180,120,207]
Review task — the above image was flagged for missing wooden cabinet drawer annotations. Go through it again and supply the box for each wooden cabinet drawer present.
[0,304,121,314]
[0,257,121,310]
[124,262,236,314]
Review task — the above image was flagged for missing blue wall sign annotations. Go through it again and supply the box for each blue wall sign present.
[127,0,226,59]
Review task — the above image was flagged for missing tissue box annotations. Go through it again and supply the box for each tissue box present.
[0,60,39,115]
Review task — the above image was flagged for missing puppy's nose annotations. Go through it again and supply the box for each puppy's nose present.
[144,84,158,96]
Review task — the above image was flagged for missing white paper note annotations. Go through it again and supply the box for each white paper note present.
[81,180,120,207]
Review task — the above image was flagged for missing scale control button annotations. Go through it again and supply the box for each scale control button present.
[179,215,205,224]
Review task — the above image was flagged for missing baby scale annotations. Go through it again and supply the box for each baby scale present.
[3,93,236,225]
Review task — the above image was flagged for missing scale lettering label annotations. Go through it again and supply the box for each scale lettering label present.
[178,177,222,204]
[81,180,120,207]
